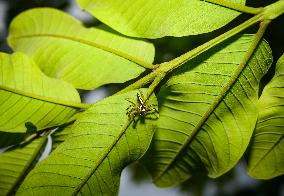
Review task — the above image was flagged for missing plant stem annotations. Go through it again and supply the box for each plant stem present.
[261,0,284,20]
[156,13,262,73]
[116,71,157,95]
[145,72,166,100]
[156,0,284,73]
[19,125,59,146]
[205,0,263,14]
[117,0,284,95]
[117,14,261,94]
[19,133,39,146]
[154,19,270,183]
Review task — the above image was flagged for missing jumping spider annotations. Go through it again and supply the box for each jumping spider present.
[126,90,158,124]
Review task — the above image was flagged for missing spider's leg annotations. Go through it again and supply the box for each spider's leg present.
[133,117,141,128]
[147,107,159,114]
[132,112,138,126]
[127,109,131,118]
[154,107,159,113]
[127,106,136,121]
[146,106,159,120]
[126,105,133,112]
[152,112,159,119]
[126,99,136,115]
[126,98,136,105]
[148,104,158,112]
[144,116,157,120]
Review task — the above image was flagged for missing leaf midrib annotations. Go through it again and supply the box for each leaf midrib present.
[71,119,132,195]
[154,34,261,182]
[0,83,88,109]
[9,33,154,69]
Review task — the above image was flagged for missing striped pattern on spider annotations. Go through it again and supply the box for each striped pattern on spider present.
[126,90,158,123]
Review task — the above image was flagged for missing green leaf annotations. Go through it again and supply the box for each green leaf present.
[17,89,157,195]
[51,125,73,151]
[0,52,82,133]
[143,35,273,187]
[0,135,48,196]
[77,0,244,38]
[51,113,86,151]
[247,53,284,179]
[8,8,155,90]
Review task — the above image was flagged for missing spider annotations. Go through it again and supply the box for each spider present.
[126,90,158,124]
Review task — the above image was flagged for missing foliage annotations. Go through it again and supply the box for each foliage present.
[76,0,244,38]
[0,52,81,132]
[143,35,273,187]
[0,0,283,195]
[8,8,155,90]
[247,53,284,179]
[17,89,157,195]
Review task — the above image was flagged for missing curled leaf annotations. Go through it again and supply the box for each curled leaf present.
[248,53,284,179]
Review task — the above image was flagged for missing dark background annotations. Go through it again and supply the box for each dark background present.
[0,0,283,195]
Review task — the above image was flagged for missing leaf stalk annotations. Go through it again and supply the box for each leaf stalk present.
[118,0,284,95]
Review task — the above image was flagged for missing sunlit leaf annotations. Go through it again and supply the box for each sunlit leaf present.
[51,125,73,151]
[0,135,48,196]
[17,89,158,195]
[248,53,284,179]
[8,8,155,90]
[143,35,273,187]
[0,52,81,133]
[77,0,244,38]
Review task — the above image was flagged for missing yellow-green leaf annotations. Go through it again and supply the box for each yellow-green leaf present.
[17,89,157,195]
[8,8,155,90]
[143,35,273,187]
[0,52,81,133]
[0,134,48,196]
[77,0,244,38]
[248,53,284,179]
